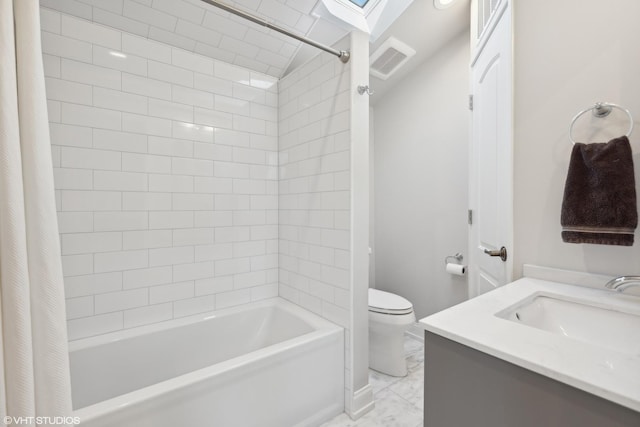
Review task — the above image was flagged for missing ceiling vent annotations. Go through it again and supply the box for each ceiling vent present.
[369,37,416,80]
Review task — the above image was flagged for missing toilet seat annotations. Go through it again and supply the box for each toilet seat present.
[368,288,413,315]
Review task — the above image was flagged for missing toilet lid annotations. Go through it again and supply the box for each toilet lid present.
[368,288,413,315]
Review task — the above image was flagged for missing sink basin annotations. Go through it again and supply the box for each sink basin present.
[496,293,640,356]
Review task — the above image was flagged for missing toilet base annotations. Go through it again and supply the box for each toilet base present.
[368,311,416,377]
[369,330,408,377]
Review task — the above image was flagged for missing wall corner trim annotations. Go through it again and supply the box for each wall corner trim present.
[347,384,375,420]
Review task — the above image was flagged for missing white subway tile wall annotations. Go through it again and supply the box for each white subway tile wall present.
[277,53,351,329]
[42,8,279,340]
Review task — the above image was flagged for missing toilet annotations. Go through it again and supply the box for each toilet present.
[368,288,416,377]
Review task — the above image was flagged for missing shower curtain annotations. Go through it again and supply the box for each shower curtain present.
[0,0,73,423]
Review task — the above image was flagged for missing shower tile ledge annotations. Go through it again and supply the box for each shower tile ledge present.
[419,276,640,413]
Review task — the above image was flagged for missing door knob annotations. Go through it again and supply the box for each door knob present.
[483,246,507,262]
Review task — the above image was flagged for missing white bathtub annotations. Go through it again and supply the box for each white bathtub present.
[69,298,344,427]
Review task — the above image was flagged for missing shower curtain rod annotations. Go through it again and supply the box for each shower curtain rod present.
[199,0,351,63]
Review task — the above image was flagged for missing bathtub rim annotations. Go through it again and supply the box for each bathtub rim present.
[69,297,336,351]
[70,297,344,423]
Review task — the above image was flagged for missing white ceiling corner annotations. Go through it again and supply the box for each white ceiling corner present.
[40,0,470,86]
[40,0,351,79]
[369,0,471,102]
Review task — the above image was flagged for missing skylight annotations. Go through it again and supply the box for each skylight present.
[317,0,414,42]
[348,0,370,7]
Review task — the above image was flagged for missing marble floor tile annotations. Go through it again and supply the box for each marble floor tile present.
[403,336,423,356]
[320,413,360,427]
[356,388,423,427]
[322,335,424,427]
[406,346,424,373]
[389,365,424,411]
[320,388,423,427]
[368,368,403,395]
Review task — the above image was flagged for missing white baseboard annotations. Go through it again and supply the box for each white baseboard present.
[406,323,424,342]
[347,384,375,420]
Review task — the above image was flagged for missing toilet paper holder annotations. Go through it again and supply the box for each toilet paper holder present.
[444,253,464,265]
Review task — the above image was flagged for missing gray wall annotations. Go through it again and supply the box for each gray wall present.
[512,0,640,278]
[372,32,470,319]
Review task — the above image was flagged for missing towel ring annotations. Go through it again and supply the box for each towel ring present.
[569,102,634,144]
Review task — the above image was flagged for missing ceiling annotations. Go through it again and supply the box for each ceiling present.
[40,0,469,84]
[370,0,470,102]
[39,0,349,78]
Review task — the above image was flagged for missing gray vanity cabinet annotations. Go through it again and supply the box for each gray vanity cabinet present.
[423,332,640,427]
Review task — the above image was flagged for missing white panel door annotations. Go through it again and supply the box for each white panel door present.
[468,2,512,297]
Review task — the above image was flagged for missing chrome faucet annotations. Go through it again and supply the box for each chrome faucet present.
[604,276,640,292]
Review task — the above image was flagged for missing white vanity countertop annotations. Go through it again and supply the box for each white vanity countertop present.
[419,277,640,412]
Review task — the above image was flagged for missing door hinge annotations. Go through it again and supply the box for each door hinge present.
[468,94,474,111]
[468,209,473,225]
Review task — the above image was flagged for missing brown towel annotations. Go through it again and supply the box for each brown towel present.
[561,135,637,246]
